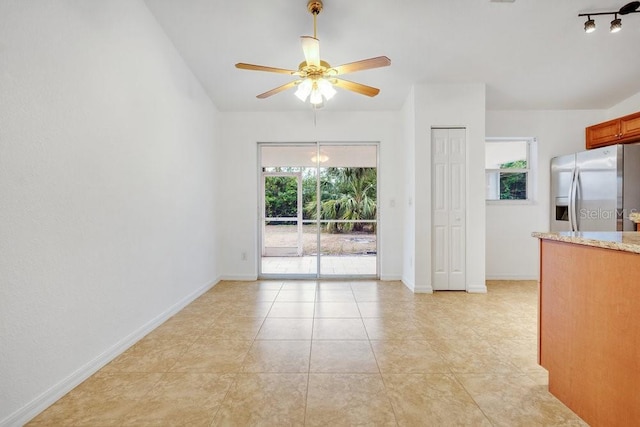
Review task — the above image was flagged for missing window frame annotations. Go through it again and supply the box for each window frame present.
[485,137,536,205]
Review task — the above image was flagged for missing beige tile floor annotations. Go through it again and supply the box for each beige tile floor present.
[28,280,588,426]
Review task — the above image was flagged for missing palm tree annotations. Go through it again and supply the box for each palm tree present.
[305,167,377,233]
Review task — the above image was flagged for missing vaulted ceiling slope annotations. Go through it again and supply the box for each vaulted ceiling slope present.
[144,0,640,112]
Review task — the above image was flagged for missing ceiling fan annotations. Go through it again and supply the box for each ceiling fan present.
[235,0,391,107]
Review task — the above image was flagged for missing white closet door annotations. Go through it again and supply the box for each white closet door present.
[432,128,466,290]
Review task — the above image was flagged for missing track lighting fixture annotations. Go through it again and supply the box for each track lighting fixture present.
[578,1,639,33]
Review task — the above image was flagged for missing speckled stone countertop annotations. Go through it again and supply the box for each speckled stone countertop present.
[532,231,640,254]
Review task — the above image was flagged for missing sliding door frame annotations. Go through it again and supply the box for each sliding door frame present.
[258,141,380,279]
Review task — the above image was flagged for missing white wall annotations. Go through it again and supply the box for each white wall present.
[217,110,404,280]
[403,84,487,293]
[607,91,640,119]
[485,110,605,279]
[401,88,416,288]
[0,1,220,425]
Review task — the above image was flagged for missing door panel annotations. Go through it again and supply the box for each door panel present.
[433,225,448,278]
[432,135,448,288]
[449,156,466,289]
[317,145,377,277]
[450,226,464,273]
[432,128,466,291]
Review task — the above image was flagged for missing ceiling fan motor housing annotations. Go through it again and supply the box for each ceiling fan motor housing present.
[308,0,323,15]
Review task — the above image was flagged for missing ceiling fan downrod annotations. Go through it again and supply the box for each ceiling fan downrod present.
[307,0,323,38]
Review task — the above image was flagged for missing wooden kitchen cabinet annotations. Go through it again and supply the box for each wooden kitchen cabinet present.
[585,118,619,149]
[620,111,640,141]
[586,111,640,149]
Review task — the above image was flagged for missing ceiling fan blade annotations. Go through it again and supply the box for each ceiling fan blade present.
[332,56,391,75]
[333,78,380,97]
[236,63,296,75]
[301,36,320,67]
[256,80,299,99]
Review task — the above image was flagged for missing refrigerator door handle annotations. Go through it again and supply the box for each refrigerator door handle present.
[569,167,578,232]
[574,167,581,231]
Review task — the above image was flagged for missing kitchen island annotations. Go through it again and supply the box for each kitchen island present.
[532,231,640,427]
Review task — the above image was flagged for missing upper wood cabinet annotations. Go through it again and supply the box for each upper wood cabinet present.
[620,112,640,141]
[586,118,619,149]
[586,111,640,149]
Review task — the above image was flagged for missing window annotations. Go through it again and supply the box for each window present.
[485,138,534,201]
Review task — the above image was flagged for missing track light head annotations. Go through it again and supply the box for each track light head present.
[610,15,622,32]
[584,17,596,33]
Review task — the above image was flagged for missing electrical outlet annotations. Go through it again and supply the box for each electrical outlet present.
[241,251,247,261]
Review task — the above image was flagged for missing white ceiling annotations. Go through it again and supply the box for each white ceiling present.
[143,0,640,112]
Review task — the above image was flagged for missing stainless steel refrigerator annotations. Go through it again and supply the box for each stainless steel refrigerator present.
[550,144,640,232]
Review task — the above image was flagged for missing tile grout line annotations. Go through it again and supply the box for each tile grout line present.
[448,371,498,426]
[358,280,412,427]
[209,281,283,427]
[302,285,318,426]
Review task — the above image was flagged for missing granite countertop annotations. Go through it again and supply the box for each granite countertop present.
[531,231,640,254]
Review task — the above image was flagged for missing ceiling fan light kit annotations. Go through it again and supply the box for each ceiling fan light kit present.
[235,0,390,108]
[578,1,639,33]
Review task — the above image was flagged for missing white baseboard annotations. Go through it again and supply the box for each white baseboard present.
[379,275,401,281]
[486,275,539,281]
[2,278,220,427]
[401,277,433,293]
[401,276,414,291]
[412,284,434,293]
[467,283,488,293]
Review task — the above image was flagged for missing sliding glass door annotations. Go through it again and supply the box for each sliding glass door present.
[259,143,378,278]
